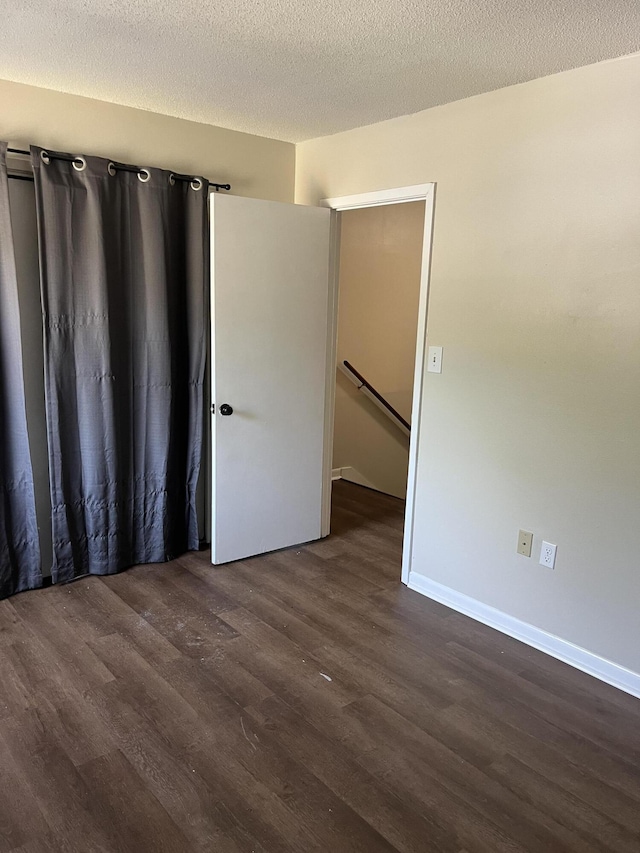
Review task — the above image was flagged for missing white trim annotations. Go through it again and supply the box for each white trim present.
[408,572,640,700]
[401,186,436,584]
[333,466,378,491]
[320,183,436,570]
[321,213,341,537]
[323,184,434,210]
[202,194,213,545]
[209,202,218,562]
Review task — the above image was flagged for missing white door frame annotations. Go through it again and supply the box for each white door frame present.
[320,183,436,585]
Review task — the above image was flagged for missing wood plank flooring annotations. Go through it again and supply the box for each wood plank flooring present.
[0,479,639,852]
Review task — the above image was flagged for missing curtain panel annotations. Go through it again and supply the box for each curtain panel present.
[32,148,207,583]
[0,143,42,597]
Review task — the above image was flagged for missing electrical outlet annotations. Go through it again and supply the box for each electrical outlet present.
[539,541,557,569]
[517,530,533,557]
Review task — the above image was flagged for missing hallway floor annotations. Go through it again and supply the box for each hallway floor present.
[0,480,639,851]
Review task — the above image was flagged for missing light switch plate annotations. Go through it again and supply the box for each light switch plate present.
[427,346,443,373]
[517,530,533,557]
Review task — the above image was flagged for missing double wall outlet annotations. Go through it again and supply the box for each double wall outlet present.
[539,541,557,569]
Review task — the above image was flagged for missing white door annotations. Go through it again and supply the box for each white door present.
[210,194,332,564]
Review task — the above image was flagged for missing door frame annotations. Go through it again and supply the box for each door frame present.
[320,183,436,585]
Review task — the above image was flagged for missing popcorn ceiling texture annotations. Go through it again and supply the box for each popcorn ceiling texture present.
[2,0,640,142]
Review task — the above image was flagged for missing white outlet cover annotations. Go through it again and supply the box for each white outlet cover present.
[539,541,557,569]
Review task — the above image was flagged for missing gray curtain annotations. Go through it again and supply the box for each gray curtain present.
[32,147,207,583]
[0,142,42,597]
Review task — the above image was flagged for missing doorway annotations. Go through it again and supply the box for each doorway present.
[321,185,436,583]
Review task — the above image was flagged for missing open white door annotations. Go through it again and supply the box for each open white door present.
[210,194,332,564]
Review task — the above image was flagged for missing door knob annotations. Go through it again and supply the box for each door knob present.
[219,403,233,416]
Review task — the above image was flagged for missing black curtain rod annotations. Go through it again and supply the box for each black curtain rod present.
[6,147,230,192]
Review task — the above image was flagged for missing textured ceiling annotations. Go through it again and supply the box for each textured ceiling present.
[2,1,640,142]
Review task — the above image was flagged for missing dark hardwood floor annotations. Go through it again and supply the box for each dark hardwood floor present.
[1,479,639,852]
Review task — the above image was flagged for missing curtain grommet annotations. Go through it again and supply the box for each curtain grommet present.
[107,162,117,177]
[138,168,151,183]
[72,156,87,172]
[190,177,203,191]
[40,150,51,165]
[169,173,176,186]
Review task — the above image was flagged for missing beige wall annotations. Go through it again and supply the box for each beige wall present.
[334,202,424,497]
[297,53,640,675]
[0,79,294,201]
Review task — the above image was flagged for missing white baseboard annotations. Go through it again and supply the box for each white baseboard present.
[339,466,378,490]
[407,571,640,700]
[331,466,377,490]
